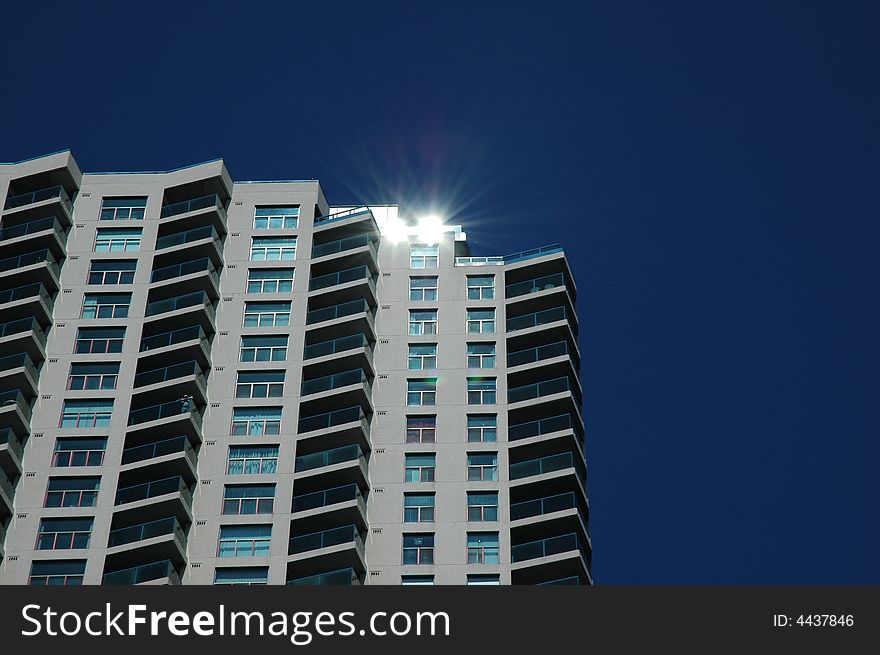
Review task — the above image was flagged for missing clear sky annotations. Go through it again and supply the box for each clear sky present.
[2,0,878,583]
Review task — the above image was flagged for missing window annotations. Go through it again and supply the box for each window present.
[67,362,119,390]
[59,400,113,429]
[74,327,125,354]
[405,454,436,482]
[401,575,434,586]
[53,437,107,467]
[247,268,294,293]
[467,309,495,334]
[240,335,288,362]
[404,493,435,523]
[236,371,285,398]
[217,525,272,557]
[254,206,299,229]
[407,378,437,406]
[467,574,501,585]
[100,197,146,220]
[227,445,279,475]
[36,518,93,550]
[409,310,438,335]
[81,293,130,319]
[468,453,498,481]
[408,344,437,370]
[410,244,439,269]
[222,484,275,515]
[467,492,499,522]
[29,560,86,586]
[214,567,269,585]
[250,236,296,261]
[402,534,434,565]
[467,377,497,405]
[231,407,282,436]
[243,301,291,327]
[44,477,101,508]
[467,532,500,564]
[406,415,436,444]
[467,414,497,442]
[88,259,136,285]
[467,275,495,300]
[94,227,141,252]
[410,276,438,301]
[467,343,496,369]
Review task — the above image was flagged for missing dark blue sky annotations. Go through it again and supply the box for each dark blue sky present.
[3,1,878,583]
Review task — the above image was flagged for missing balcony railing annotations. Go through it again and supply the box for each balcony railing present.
[134,360,205,389]
[312,233,375,259]
[304,333,370,360]
[150,258,216,284]
[103,560,178,585]
[507,340,570,368]
[287,567,358,585]
[306,299,370,325]
[511,532,588,564]
[510,451,576,480]
[0,317,45,341]
[314,207,371,226]
[121,435,195,466]
[140,325,207,352]
[115,475,190,506]
[0,427,24,460]
[301,369,367,396]
[160,194,223,219]
[309,265,372,292]
[511,492,577,521]
[127,399,201,426]
[504,244,562,264]
[508,376,573,404]
[0,468,14,499]
[292,483,362,513]
[108,517,184,548]
[455,256,504,266]
[0,352,38,378]
[0,249,60,276]
[298,406,367,434]
[0,282,53,307]
[295,444,362,473]
[4,185,72,212]
[506,272,566,299]
[0,390,31,419]
[506,306,570,332]
[0,216,64,242]
[145,291,212,317]
[155,225,220,250]
[509,414,575,441]
[289,524,362,555]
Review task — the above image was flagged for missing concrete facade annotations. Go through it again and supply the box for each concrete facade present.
[0,151,589,586]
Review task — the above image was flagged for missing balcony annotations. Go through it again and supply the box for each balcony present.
[302,369,368,396]
[303,333,373,371]
[0,389,32,434]
[294,444,368,492]
[510,451,582,482]
[507,339,579,371]
[297,406,370,452]
[508,376,581,406]
[313,207,374,229]
[311,233,377,260]
[300,368,372,416]
[305,299,374,344]
[509,413,583,446]
[159,194,227,235]
[506,305,577,336]
[0,352,40,398]
[0,427,25,477]
[0,468,15,515]
[504,244,563,265]
[138,325,211,370]
[506,272,570,301]
[0,282,54,324]
[132,360,208,405]
[292,483,364,514]
[109,516,185,547]
[3,185,74,224]
[511,532,591,585]
[102,559,181,585]
[150,258,219,298]
[0,249,61,291]
[455,256,504,266]
[126,399,202,444]
[308,265,376,300]
[116,475,191,506]
[291,483,367,534]
[287,524,366,580]
[144,290,215,333]
[155,224,223,264]
[0,317,47,361]
[121,435,197,480]
[511,491,578,522]
[287,567,360,586]
[107,517,187,568]
[0,216,67,259]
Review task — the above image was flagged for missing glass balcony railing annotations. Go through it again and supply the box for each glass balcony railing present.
[303,333,370,360]
[0,427,24,460]
[508,376,573,404]
[312,233,375,258]
[115,475,190,505]
[298,406,367,434]
[504,244,562,264]
[121,435,195,466]
[538,576,582,585]
[145,291,212,317]
[108,517,184,548]
[301,369,367,396]
[140,325,207,352]
[506,306,570,332]
[0,282,53,307]
[127,398,201,426]
[306,299,371,325]
[133,360,205,389]
[455,256,504,266]
[510,451,576,480]
[313,207,371,226]
[295,443,362,473]
[4,185,72,212]
[0,352,38,378]
[0,317,45,341]
[0,468,14,499]
[507,340,570,368]
[309,265,372,292]
[160,194,223,219]
[150,258,216,284]
[506,272,566,299]
[289,524,362,555]
[156,225,220,251]
[0,390,31,419]
[511,532,588,564]
[0,249,60,276]
[103,560,178,585]
[0,216,64,242]
[287,567,359,586]
[508,414,576,441]
[292,483,362,513]
[511,491,577,521]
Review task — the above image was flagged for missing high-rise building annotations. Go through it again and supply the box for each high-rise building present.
[0,150,589,586]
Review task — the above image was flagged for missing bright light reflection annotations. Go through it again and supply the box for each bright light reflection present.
[415,215,446,245]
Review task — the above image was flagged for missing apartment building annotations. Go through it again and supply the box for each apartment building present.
[0,150,590,586]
